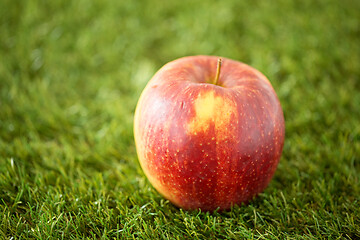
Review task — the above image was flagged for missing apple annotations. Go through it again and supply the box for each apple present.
[134,55,285,211]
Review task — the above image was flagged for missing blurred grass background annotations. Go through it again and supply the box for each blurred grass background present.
[0,0,359,239]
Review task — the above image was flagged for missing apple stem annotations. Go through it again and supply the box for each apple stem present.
[214,58,222,85]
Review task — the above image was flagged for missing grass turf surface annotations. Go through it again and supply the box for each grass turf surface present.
[1,0,360,239]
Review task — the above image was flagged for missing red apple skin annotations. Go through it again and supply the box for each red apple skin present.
[134,55,285,211]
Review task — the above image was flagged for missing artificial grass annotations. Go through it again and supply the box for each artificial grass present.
[1,0,359,239]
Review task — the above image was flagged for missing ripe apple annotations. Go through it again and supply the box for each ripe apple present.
[134,55,285,211]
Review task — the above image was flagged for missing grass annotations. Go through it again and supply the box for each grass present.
[0,0,359,239]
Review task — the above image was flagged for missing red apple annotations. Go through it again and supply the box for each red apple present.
[134,55,285,211]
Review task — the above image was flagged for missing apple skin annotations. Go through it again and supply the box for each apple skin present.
[134,55,285,211]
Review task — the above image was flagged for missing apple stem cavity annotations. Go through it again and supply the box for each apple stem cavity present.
[213,58,222,86]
